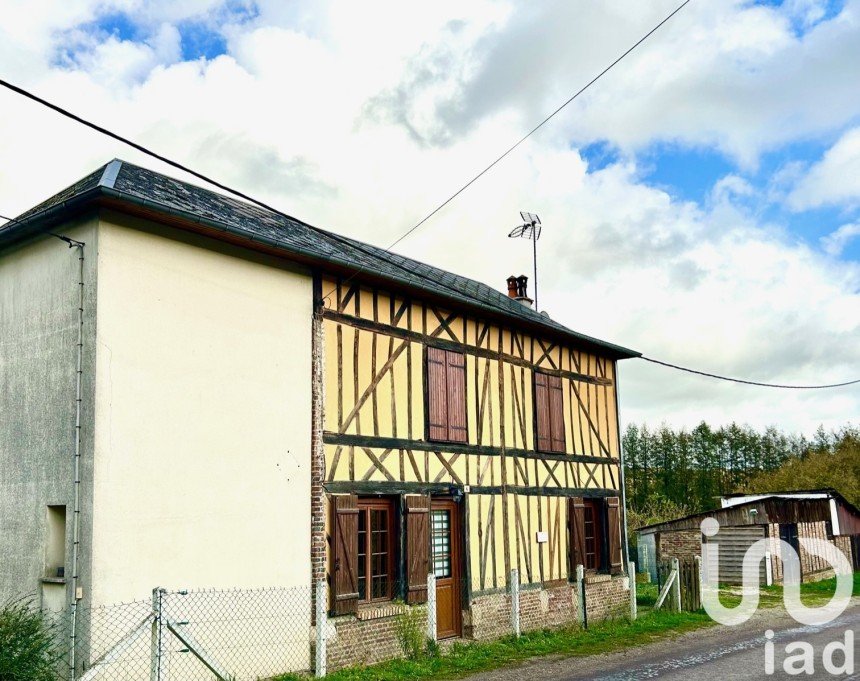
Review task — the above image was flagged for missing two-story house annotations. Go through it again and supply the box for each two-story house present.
[0,159,639,673]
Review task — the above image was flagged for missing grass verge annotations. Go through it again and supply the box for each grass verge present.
[279,573,859,681]
[277,610,712,681]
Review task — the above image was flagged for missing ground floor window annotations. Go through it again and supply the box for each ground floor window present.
[582,499,604,571]
[357,498,395,603]
[570,495,622,575]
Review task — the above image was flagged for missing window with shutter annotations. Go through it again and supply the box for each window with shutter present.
[330,494,359,615]
[569,496,587,573]
[426,347,467,443]
[405,495,430,604]
[356,497,396,604]
[535,370,565,453]
[606,496,623,575]
[570,496,619,574]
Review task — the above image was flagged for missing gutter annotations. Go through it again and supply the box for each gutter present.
[2,186,639,361]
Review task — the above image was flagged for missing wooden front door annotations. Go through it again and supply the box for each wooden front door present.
[431,499,462,639]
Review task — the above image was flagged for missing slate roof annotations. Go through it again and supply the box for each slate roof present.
[0,159,639,359]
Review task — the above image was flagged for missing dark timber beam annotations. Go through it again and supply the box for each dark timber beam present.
[323,309,612,387]
[323,432,620,465]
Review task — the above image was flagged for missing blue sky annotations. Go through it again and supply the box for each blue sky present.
[581,136,860,262]
[75,0,860,265]
[1,0,858,432]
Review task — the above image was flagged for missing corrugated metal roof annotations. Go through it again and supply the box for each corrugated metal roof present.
[0,159,640,359]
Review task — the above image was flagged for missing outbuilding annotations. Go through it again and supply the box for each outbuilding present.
[636,490,860,585]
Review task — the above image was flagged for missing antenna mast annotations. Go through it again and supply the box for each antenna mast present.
[508,212,542,310]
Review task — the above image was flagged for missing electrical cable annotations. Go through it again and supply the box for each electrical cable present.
[639,356,860,389]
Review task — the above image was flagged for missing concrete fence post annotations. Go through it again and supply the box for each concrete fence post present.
[427,573,437,643]
[764,551,773,587]
[150,588,163,681]
[576,564,586,628]
[315,580,327,678]
[510,568,521,638]
[671,558,681,613]
[628,561,637,621]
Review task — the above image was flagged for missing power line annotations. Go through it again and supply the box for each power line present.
[385,0,693,254]
[2,196,855,390]
[8,4,854,392]
[0,0,692,312]
[323,0,693,301]
[639,356,860,389]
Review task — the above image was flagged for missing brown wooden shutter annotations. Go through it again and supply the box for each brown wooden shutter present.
[548,374,565,452]
[405,494,431,604]
[427,347,449,441]
[445,351,467,443]
[534,371,551,452]
[330,494,359,615]
[606,496,623,575]
[569,496,586,573]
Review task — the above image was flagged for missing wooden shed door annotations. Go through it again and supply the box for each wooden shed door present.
[702,526,766,585]
[432,499,462,639]
[779,523,802,581]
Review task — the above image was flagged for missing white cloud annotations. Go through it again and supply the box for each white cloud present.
[0,0,858,435]
[788,126,860,210]
[821,222,860,256]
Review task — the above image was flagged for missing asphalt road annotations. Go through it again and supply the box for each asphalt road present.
[467,601,859,680]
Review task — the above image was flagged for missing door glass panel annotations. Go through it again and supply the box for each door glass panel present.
[432,510,452,578]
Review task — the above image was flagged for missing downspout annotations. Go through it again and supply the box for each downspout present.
[52,234,85,681]
[613,360,631,574]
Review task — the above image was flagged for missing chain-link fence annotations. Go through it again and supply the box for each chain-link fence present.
[71,585,313,680]
[54,565,624,679]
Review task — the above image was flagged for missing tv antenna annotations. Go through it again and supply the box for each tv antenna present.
[508,212,542,310]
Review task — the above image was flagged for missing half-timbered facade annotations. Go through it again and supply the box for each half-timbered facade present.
[318,273,638,643]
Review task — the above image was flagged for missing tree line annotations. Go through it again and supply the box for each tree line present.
[622,422,859,524]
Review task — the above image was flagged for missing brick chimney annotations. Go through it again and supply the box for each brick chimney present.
[506,274,533,307]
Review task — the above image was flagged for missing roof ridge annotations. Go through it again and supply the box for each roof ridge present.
[99,159,123,189]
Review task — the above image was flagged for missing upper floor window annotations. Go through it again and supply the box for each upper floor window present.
[426,347,467,443]
[534,370,565,453]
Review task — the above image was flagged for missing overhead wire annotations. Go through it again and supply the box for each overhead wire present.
[639,356,860,389]
[2,1,856,391]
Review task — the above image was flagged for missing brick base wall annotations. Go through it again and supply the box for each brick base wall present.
[325,576,630,671]
[326,604,428,671]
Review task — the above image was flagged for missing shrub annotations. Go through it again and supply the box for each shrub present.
[393,606,426,660]
[0,596,63,681]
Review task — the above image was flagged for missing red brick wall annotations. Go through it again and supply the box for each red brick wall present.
[325,576,631,671]
[657,530,701,561]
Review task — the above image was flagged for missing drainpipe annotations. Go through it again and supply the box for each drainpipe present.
[613,360,631,574]
[53,234,85,681]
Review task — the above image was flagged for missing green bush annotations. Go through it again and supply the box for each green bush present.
[393,606,426,660]
[0,596,63,681]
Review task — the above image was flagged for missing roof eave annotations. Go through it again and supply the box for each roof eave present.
[1,187,641,360]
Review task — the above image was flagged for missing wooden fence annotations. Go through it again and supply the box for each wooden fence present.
[657,557,701,612]
[678,558,702,612]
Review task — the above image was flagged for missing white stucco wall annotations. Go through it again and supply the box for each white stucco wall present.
[90,216,313,607]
